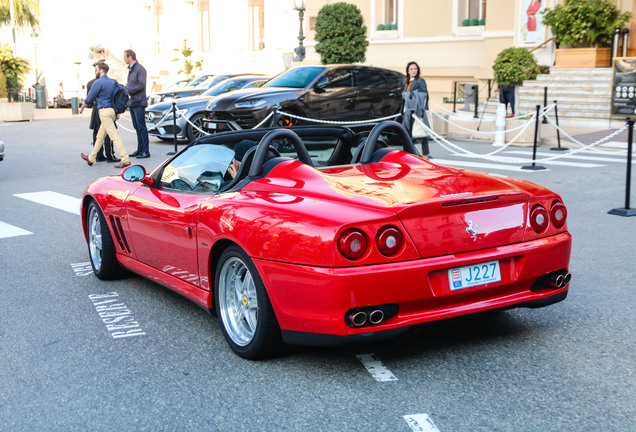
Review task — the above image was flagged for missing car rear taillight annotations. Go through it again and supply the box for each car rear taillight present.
[550,201,567,228]
[376,226,403,256]
[338,229,368,260]
[530,205,549,233]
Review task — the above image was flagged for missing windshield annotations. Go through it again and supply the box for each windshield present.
[203,78,252,97]
[186,75,211,88]
[160,144,235,193]
[264,67,325,89]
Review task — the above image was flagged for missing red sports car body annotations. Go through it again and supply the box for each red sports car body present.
[82,122,571,358]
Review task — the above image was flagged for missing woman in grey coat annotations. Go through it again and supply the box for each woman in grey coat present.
[402,61,431,156]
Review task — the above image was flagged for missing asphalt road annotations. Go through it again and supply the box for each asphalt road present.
[0,110,634,431]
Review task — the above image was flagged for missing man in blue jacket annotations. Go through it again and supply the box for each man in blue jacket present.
[79,62,130,168]
[123,49,150,158]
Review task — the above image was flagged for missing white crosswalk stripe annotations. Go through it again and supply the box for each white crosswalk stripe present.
[14,191,81,215]
[432,158,544,172]
[457,153,603,168]
[0,221,33,239]
[504,150,626,163]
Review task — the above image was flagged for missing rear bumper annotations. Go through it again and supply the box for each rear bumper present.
[254,232,572,343]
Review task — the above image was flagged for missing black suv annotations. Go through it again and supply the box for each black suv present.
[203,65,404,131]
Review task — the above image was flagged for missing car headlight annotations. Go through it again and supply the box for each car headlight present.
[234,99,268,109]
[163,108,188,121]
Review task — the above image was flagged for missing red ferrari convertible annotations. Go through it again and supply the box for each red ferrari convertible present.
[82,122,571,359]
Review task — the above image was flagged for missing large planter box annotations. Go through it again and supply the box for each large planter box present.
[555,47,611,68]
[0,102,35,121]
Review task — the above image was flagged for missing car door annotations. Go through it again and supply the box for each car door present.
[124,144,235,288]
[126,188,202,287]
[303,67,357,120]
[355,67,402,118]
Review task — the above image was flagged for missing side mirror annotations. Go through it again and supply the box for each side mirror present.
[121,165,154,185]
[314,77,329,93]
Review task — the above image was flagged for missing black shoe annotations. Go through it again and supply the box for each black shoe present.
[107,157,121,163]
[95,155,107,162]
[135,152,151,159]
[130,151,140,157]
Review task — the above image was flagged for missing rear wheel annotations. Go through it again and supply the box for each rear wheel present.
[86,201,125,280]
[215,245,282,359]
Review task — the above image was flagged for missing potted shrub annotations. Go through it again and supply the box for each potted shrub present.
[492,47,541,122]
[542,0,632,68]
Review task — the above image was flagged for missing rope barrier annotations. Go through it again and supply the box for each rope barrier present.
[276,110,400,125]
[418,114,629,164]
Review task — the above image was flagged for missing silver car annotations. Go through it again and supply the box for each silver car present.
[146,75,268,142]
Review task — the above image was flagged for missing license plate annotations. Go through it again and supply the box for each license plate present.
[448,260,501,290]
[202,121,216,130]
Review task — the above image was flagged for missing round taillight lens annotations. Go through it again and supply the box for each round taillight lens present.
[376,226,403,256]
[530,205,549,233]
[338,229,368,260]
[551,202,567,228]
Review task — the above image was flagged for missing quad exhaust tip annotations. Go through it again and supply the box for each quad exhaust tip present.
[547,272,572,288]
[348,311,367,327]
[345,304,399,328]
[369,310,385,325]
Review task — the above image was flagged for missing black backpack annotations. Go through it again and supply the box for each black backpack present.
[112,83,130,114]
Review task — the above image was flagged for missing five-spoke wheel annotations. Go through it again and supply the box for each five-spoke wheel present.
[215,246,282,359]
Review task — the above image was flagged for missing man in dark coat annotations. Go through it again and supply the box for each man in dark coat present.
[86,60,118,162]
[123,50,150,158]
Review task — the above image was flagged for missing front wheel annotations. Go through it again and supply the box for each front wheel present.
[186,113,206,142]
[215,246,282,359]
[86,201,126,280]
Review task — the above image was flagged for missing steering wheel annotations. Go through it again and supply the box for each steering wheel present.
[248,129,314,177]
[357,121,419,164]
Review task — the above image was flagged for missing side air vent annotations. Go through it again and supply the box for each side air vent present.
[443,196,499,207]
[109,215,131,254]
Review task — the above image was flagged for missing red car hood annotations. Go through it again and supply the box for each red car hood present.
[251,154,549,258]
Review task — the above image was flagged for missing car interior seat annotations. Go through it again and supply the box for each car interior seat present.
[220,145,281,192]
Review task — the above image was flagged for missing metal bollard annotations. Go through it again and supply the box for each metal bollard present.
[522,105,546,170]
[71,97,78,114]
[493,103,506,147]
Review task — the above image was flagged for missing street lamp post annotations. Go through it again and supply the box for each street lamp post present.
[30,31,39,83]
[290,0,306,62]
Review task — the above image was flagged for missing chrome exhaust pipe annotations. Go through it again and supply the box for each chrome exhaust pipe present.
[548,273,565,288]
[368,309,385,325]
[563,273,571,286]
[348,311,367,327]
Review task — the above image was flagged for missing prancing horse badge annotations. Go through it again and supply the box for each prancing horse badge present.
[466,220,479,240]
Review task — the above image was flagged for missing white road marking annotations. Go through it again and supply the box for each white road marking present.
[600,141,627,149]
[355,353,398,382]
[403,414,441,432]
[14,191,81,215]
[0,221,33,239]
[504,150,625,163]
[72,262,93,277]
[457,153,603,168]
[89,292,146,339]
[432,159,532,172]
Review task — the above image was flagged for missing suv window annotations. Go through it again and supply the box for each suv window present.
[265,67,325,88]
[323,69,354,88]
[355,68,388,88]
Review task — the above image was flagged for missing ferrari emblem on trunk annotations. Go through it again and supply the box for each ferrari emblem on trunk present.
[466,220,479,240]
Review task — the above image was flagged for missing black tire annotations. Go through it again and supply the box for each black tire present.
[86,201,126,280]
[186,113,206,142]
[214,245,283,359]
